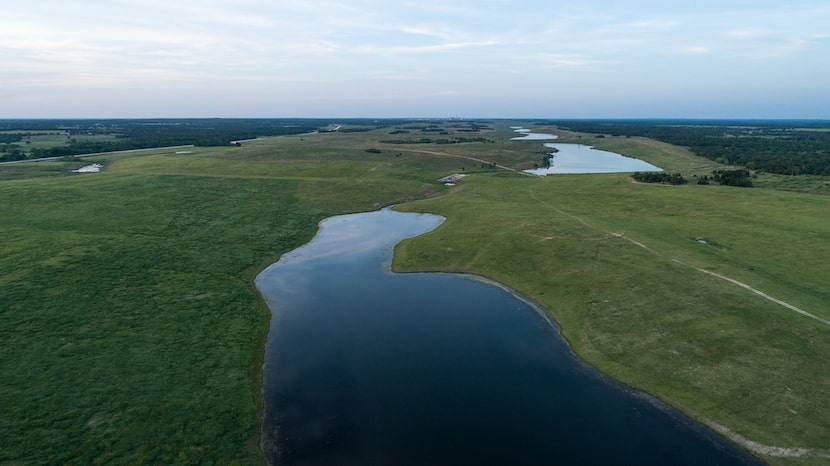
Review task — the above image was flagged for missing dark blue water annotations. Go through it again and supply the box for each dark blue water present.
[256,208,762,466]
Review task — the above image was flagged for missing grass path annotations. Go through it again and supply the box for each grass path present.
[528,180,828,329]
[389,129,830,464]
[524,178,830,459]
[704,420,830,459]
[394,147,536,176]
[674,260,830,328]
[0,145,195,165]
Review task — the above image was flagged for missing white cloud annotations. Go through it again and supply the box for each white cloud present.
[681,46,711,55]
[398,25,461,41]
[529,53,614,70]
[353,40,500,56]
[2,0,828,117]
[727,29,771,40]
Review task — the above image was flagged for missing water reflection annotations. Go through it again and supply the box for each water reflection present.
[510,126,559,140]
[526,143,663,175]
[256,208,760,466]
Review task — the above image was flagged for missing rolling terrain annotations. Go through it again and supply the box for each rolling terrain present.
[1,120,828,464]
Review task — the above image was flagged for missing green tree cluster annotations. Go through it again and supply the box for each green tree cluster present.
[632,172,687,185]
[712,169,753,187]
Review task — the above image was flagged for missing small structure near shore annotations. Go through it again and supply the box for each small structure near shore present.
[72,163,103,173]
[438,173,468,186]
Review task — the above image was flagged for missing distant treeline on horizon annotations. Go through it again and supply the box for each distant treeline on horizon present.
[539,119,830,176]
[2,118,829,176]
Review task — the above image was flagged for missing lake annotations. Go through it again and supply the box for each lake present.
[510,126,559,141]
[510,127,662,174]
[525,143,663,175]
[256,208,761,466]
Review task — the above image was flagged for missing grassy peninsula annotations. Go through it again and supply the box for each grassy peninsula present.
[2,120,829,464]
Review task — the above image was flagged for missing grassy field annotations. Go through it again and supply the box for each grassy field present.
[0,133,461,464]
[1,131,119,157]
[0,159,92,181]
[2,122,829,464]
[395,145,830,464]
[25,133,118,151]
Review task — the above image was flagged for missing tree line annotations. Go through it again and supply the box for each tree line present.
[537,120,830,176]
[632,172,687,185]
[632,169,753,187]
[0,119,328,161]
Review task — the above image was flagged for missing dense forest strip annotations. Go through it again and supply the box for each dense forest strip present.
[0,119,326,161]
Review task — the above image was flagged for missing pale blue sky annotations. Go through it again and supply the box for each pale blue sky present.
[2,1,829,118]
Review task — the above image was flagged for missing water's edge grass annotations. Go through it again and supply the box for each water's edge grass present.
[394,171,830,466]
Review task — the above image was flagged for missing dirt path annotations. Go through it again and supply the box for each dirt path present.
[393,148,536,176]
[528,182,827,328]
[673,260,830,327]
[704,420,830,459]
[0,145,196,165]
[527,182,830,457]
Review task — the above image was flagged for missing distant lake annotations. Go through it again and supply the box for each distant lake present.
[256,208,760,466]
[510,126,559,140]
[525,143,663,175]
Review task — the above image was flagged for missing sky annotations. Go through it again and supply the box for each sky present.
[2,0,829,119]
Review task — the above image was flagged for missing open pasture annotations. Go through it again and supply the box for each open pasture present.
[2,121,828,464]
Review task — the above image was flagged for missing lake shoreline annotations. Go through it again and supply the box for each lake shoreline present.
[527,142,663,175]
[257,206,763,465]
[391,265,764,464]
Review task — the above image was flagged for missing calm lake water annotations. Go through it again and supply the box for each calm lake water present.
[525,143,663,175]
[510,127,662,174]
[510,126,559,140]
[256,208,761,466]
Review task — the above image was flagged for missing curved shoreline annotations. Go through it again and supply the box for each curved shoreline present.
[427,269,829,460]
[393,269,770,462]
[255,207,446,465]
[393,198,828,460]
[257,206,765,465]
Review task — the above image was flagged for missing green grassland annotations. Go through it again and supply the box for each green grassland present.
[25,133,118,151]
[2,122,829,464]
[0,133,458,464]
[0,160,90,181]
[395,133,830,465]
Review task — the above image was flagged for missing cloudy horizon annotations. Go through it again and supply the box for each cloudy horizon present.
[2,1,829,119]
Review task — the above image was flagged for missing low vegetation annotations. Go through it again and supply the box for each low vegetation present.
[2,119,829,464]
[0,132,459,464]
[380,136,493,144]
